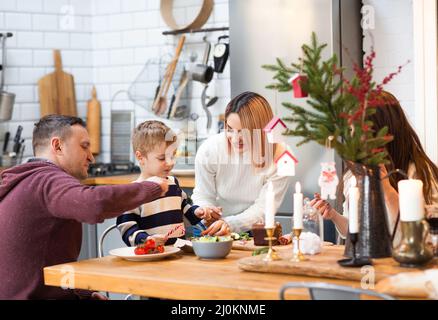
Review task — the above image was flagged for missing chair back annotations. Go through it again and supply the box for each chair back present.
[279,282,396,300]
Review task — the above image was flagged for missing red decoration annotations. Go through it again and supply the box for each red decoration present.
[290,74,308,98]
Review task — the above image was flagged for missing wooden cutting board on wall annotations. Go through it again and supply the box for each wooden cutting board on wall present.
[86,86,101,155]
[38,50,77,117]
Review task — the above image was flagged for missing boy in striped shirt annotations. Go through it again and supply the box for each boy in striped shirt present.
[116,121,222,247]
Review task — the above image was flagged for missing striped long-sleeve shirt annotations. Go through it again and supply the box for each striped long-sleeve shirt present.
[116,176,201,246]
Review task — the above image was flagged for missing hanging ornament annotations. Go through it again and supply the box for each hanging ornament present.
[318,136,339,199]
[289,74,308,98]
[275,144,298,176]
[289,53,308,98]
[263,116,287,143]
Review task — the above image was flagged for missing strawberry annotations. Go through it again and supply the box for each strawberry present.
[156,245,164,253]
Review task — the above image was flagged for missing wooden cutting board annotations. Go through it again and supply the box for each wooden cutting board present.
[86,86,101,155]
[38,50,77,117]
[238,245,438,283]
[232,238,333,251]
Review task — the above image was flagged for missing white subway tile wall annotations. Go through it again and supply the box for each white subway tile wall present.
[0,0,230,163]
[362,0,415,123]
[0,0,94,160]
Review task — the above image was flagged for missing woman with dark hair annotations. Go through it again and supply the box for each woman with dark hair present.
[191,91,292,235]
[310,91,438,243]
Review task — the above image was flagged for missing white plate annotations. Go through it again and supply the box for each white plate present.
[109,246,181,261]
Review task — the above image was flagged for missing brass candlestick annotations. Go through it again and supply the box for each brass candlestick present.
[263,227,280,262]
[291,228,307,262]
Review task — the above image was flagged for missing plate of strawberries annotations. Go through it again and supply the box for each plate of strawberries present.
[109,239,181,261]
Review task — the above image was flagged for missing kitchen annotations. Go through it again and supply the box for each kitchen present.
[1,0,438,304]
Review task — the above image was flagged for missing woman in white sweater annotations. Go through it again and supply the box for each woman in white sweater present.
[191,92,292,235]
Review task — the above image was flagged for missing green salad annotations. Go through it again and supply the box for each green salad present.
[192,235,232,242]
[230,232,251,241]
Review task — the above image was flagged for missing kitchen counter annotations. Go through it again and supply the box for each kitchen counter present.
[82,172,195,188]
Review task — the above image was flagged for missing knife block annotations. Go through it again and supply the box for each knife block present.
[0,154,16,167]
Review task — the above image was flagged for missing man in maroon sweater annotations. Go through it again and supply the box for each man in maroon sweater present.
[0,115,168,299]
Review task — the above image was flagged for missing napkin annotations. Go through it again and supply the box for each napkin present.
[292,231,322,255]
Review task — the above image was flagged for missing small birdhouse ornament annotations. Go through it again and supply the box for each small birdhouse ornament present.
[318,162,339,200]
[275,150,298,176]
[289,74,308,98]
[264,116,287,143]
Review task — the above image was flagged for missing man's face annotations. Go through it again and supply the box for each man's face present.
[137,141,176,178]
[58,125,95,180]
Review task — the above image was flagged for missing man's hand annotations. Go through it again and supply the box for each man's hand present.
[146,176,169,196]
[309,193,337,220]
[201,219,230,236]
[194,206,222,221]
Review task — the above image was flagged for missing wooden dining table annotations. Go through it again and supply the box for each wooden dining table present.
[44,246,376,300]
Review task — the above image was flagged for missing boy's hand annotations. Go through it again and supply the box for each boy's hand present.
[195,206,222,221]
[147,234,167,246]
[309,193,337,220]
[146,176,169,196]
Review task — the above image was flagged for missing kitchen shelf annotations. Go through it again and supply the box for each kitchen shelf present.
[162,26,229,36]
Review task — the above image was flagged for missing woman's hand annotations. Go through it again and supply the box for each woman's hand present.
[201,219,230,236]
[195,206,222,221]
[309,193,337,220]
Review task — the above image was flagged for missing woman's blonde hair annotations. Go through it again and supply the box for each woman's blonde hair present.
[225,91,276,168]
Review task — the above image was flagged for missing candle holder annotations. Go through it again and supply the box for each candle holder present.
[291,228,307,262]
[263,227,280,262]
[338,233,372,267]
[393,220,433,267]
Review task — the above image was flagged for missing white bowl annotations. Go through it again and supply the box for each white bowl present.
[191,239,233,259]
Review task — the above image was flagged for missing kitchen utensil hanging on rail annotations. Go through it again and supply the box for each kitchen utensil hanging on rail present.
[189,36,214,84]
[38,50,77,117]
[0,33,15,122]
[213,35,229,73]
[167,69,189,119]
[151,35,186,116]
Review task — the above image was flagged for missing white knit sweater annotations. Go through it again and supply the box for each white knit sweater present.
[191,133,292,233]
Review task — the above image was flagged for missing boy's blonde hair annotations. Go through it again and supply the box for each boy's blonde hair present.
[132,120,176,156]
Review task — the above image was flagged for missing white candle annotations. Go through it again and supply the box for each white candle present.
[398,179,425,221]
[265,181,276,228]
[348,176,360,234]
[293,182,303,229]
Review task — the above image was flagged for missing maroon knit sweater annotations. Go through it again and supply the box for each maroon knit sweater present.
[0,160,162,300]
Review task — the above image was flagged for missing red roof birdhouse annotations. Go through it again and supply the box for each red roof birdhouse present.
[264,116,287,143]
[289,74,308,98]
[275,150,298,176]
